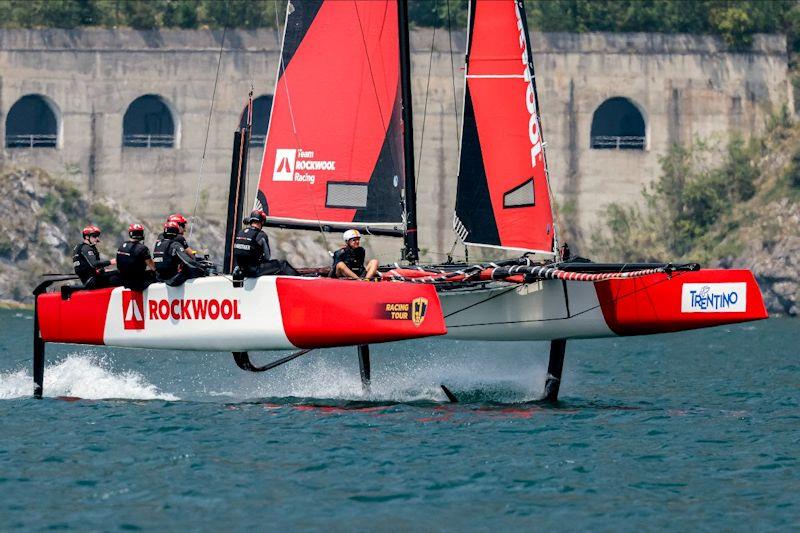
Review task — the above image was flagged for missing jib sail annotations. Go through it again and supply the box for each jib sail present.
[453,0,556,255]
[256,0,406,236]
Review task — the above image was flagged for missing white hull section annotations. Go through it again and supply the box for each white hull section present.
[439,280,614,341]
[104,277,294,351]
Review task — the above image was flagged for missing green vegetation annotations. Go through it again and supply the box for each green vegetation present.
[2,0,800,54]
[590,108,800,264]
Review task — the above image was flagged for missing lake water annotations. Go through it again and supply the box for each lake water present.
[1,309,797,530]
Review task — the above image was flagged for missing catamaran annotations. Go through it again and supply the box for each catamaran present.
[32,0,767,401]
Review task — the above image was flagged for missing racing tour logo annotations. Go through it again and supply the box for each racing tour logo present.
[382,297,429,327]
[272,148,336,185]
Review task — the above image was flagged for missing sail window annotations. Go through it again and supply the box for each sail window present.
[503,179,536,208]
[123,95,176,148]
[326,182,369,209]
[239,95,273,146]
[590,97,646,150]
[5,94,59,148]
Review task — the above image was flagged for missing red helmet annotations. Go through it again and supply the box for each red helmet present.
[163,220,180,237]
[128,223,145,239]
[82,225,101,237]
[168,214,187,226]
[247,209,266,224]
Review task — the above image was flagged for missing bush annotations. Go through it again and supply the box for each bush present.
[591,133,765,262]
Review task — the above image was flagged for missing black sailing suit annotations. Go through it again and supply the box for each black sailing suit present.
[72,242,121,289]
[332,246,366,277]
[116,240,156,291]
[233,226,298,277]
[153,234,207,286]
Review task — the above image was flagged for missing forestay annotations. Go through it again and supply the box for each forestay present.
[454,0,556,255]
[256,0,407,235]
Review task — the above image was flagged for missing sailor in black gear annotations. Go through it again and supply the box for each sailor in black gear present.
[332,229,379,279]
[165,213,198,258]
[233,210,299,277]
[116,223,156,291]
[73,225,121,289]
[154,221,208,286]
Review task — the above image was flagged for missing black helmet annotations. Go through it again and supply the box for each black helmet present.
[247,209,266,224]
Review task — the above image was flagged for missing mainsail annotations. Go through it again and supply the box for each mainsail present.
[256,0,406,235]
[454,0,556,255]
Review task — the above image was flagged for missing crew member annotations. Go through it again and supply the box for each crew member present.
[153,221,208,286]
[72,225,120,289]
[166,213,197,258]
[332,229,379,279]
[116,223,156,291]
[233,210,299,277]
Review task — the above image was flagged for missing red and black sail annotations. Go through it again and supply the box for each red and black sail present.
[256,0,406,235]
[454,0,556,255]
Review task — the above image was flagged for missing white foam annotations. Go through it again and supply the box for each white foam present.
[0,354,178,401]
[233,351,545,403]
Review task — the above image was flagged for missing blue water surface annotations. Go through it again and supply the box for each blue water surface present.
[1,309,797,530]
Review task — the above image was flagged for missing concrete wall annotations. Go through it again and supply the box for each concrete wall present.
[0,28,791,259]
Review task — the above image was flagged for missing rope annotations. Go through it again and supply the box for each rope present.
[446,0,460,147]
[416,23,437,188]
[381,264,673,284]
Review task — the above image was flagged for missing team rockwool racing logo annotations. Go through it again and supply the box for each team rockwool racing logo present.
[681,283,747,313]
[148,299,242,321]
[122,291,145,330]
[272,148,296,181]
[272,148,335,185]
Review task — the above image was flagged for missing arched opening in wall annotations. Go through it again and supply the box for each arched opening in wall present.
[239,95,273,146]
[123,95,176,148]
[5,94,59,148]
[590,97,645,150]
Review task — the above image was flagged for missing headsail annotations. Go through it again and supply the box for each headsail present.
[256,0,406,236]
[454,0,556,255]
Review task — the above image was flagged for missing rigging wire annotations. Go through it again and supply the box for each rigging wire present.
[273,0,331,252]
[446,0,460,148]
[352,0,399,189]
[189,23,228,240]
[415,23,437,189]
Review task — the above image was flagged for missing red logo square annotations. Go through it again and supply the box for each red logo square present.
[122,291,145,330]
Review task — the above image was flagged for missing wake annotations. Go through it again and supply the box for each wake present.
[0,354,177,401]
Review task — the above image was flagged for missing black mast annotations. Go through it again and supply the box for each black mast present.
[398,0,419,263]
[223,92,252,275]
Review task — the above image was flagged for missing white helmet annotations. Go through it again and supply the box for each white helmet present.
[343,229,362,242]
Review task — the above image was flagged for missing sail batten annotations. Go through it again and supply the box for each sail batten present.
[256,0,405,231]
[454,0,556,255]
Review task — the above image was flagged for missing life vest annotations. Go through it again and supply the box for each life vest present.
[72,243,100,282]
[332,246,366,275]
[116,240,148,276]
[153,237,178,278]
[233,227,264,267]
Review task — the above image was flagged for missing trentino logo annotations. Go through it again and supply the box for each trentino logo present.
[122,290,145,330]
[273,149,296,181]
[681,283,747,313]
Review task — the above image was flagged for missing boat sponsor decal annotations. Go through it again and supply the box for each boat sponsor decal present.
[380,297,429,327]
[146,298,243,321]
[681,283,747,313]
[122,290,145,330]
[514,2,542,170]
[271,148,335,185]
[411,297,428,327]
